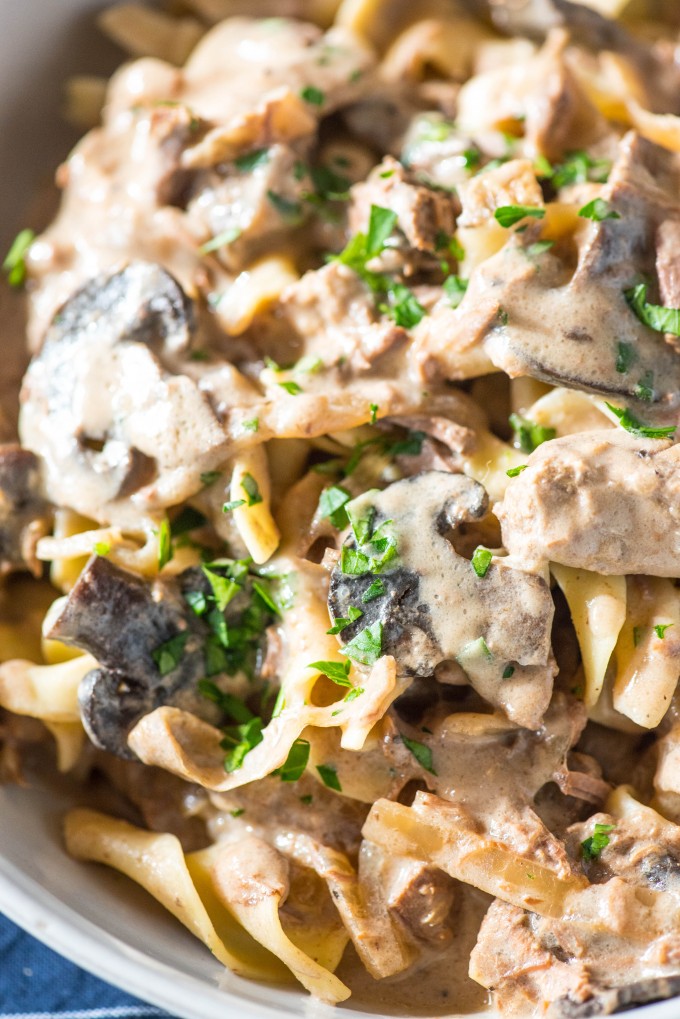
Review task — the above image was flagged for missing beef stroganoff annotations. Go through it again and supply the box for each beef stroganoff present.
[4,0,680,1014]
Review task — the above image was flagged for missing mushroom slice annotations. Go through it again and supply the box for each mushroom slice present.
[0,444,51,578]
[462,133,680,414]
[328,472,556,728]
[19,262,229,525]
[45,556,248,757]
[499,430,680,577]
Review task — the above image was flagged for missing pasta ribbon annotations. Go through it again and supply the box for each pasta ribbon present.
[551,565,626,707]
[229,448,280,564]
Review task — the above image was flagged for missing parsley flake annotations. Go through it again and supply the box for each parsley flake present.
[509,413,556,453]
[494,205,545,228]
[605,403,675,439]
[319,484,351,529]
[202,565,241,612]
[342,620,383,667]
[241,473,263,505]
[157,518,173,570]
[152,632,188,676]
[616,341,635,374]
[327,605,363,634]
[200,228,241,254]
[278,380,303,395]
[369,403,379,425]
[581,822,615,861]
[578,198,620,222]
[234,148,270,172]
[201,471,222,487]
[3,228,35,288]
[275,738,310,782]
[506,464,528,477]
[503,665,515,679]
[316,764,342,791]
[93,541,110,557]
[443,274,468,309]
[625,282,680,337]
[267,190,304,225]
[308,659,352,687]
[471,547,493,578]
[402,736,437,775]
[362,578,386,603]
[222,716,264,772]
[655,623,674,640]
[223,499,246,512]
[300,85,325,106]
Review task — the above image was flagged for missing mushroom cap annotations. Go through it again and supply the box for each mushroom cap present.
[328,471,556,728]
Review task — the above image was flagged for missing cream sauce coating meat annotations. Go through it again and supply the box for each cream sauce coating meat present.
[499,430,680,576]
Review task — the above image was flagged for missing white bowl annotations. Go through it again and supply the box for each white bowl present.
[0,5,679,1018]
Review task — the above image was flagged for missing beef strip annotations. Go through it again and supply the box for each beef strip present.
[0,445,51,578]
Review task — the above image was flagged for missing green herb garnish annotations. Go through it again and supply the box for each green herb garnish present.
[234,148,270,172]
[443,274,468,309]
[278,380,303,395]
[316,764,342,791]
[471,547,493,578]
[362,578,386,602]
[3,228,35,287]
[319,484,351,529]
[401,736,437,775]
[509,413,556,453]
[152,632,188,676]
[605,403,675,439]
[157,518,173,570]
[241,473,263,505]
[300,85,325,106]
[506,464,528,477]
[275,738,310,781]
[309,659,352,686]
[616,341,634,374]
[625,282,680,337]
[494,205,545,228]
[654,623,674,640]
[581,822,615,861]
[341,620,383,667]
[578,198,620,222]
[267,190,304,225]
[200,228,241,254]
[327,605,363,634]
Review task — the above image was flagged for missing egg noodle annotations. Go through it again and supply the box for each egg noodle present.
[4,0,680,1013]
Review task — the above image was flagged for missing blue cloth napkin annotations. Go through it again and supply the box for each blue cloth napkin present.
[0,913,174,1019]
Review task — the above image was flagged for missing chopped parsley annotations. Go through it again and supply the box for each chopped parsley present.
[221,716,264,772]
[157,518,173,570]
[223,499,246,512]
[443,274,468,309]
[341,620,383,667]
[654,623,674,640]
[634,371,654,402]
[308,659,353,687]
[506,464,528,477]
[509,413,556,453]
[267,190,304,225]
[241,473,263,506]
[200,471,222,487]
[369,403,379,425]
[230,808,245,818]
[581,822,615,861]
[605,403,675,439]
[526,240,554,258]
[243,417,259,433]
[503,665,515,679]
[625,282,680,337]
[551,150,611,189]
[234,148,270,172]
[362,578,386,602]
[578,198,620,222]
[340,546,372,576]
[462,146,481,169]
[300,85,325,106]
[382,283,426,328]
[616,341,635,374]
[327,605,363,634]
[316,764,342,791]
[278,380,303,395]
[401,736,437,775]
[199,228,241,254]
[93,541,110,557]
[152,632,188,676]
[3,228,35,287]
[197,680,254,724]
[385,430,426,457]
[471,546,493,578]
[202,565,241,612]
[252,580,281,616]
[347,504,376,545]
[494,205,545,228]
[318,484,351,529]
[275,738,310,782]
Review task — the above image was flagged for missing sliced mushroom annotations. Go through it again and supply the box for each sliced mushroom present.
[499,430,680,576]
[0,445,51,578]
[328,471,556,728]
[19,262,229,526]
[461,134,680,413]
[45,555,253,757]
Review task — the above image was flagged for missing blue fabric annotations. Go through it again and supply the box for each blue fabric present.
[0,913,174,1018]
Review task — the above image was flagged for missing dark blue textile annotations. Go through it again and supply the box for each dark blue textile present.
[0,912,173,1018]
